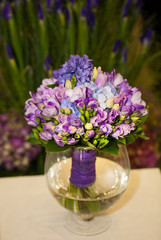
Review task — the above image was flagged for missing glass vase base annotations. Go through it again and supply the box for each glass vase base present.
[64,213,112,236]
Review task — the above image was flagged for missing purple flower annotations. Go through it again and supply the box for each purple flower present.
[68,114,82,127]
[113,73,124,87]
[131,88,147,115]
[107,109,118,124]
[6,43,13,59]
[90,107,108,127]
[112,123,135,139]
[76,101,85,109]
[53,84,67,102]
[42,104,58,117]
[87,97,98,108]
[66,86,86,103]
[42,77,57,86]
[40,131,53,140]
[44,56,52,74]
[76,127,85,136]
[140,28,153,47]
[86,130,95,138]
[122,47,128,63]
[100,122,112,136]
[66,7,71,25]
[55,122,68,133]
[68,126,77,134]
[37,1,44,20]
[95,71,108,88]
[2,3,12,20]
[0,112,41,171]
[122,0,132,17]
[53,133,65,147]
[113,40,121,53]
[67,137,78,145]
[24,99,43,126]
[58,113,68,123]
[52,55,93,85]
[10,136,24,148]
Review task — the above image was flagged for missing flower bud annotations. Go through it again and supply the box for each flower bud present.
[86,130,95,138]
[71,75,77,89]
[80,115,86,124]
[93,139,98,146]
[68,126,77,134]
[74,134,80,139]
[65,80,72,89]
[50,126,56,132]
[131,116,139,122]
[120,116,125,121]
[106,98,114,108]
[113,104,120,111]
[85,123,93,130]
[60,108,65,114]
[37,126,43,132]
[94,134,100,139]
[33,129,40,140]
[85,110,90,122]
[77,102,85,110]
[79,109,85,115]
[64,107,71,115]
[98,139,109,149]
[83,134,90,141]
[38,103,44,110]
[92,67,98,81]
[53,119,59,125]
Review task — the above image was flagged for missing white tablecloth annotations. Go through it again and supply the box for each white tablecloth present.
[0,168,161,240]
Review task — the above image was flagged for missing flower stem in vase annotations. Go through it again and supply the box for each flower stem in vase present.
[70,147,96,188]
[59,147,103,217]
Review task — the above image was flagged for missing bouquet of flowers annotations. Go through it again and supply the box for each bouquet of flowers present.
[25,54,148,155]
[24,54,148,215]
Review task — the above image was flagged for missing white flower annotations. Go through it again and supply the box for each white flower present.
[113,73,124,87]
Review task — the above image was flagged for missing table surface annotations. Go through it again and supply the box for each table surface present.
[0,168,161,240]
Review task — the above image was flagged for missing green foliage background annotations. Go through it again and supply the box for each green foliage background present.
[0,0,160,175]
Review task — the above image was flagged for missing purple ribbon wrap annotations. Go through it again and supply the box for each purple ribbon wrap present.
[70,148,96,188]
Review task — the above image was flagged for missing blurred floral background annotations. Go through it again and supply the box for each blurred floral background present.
[0,0,161,177]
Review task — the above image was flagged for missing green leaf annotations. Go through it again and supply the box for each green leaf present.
[45,139,70,152]
[124,133,137,145]
[46,84,58,89]
[117,138,126,145]
[138,114,148,127]
[28,133,40,145]
[99,140,119,156]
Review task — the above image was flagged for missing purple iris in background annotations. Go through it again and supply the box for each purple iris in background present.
[122,0,132,18]
[44,56,52,74]
[6,43,13,59]
[122,47,128,63]
[140,28,153,46]
[113,40,121,53]
[81,0,98,29]
[37,1,44,20]
[2,2,12,19]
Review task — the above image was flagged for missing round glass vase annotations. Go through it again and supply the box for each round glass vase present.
[44,146,130,236]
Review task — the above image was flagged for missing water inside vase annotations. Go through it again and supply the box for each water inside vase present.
[46,157,129,215]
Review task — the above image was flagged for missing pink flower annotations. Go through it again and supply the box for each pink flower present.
[95,72,108,88]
